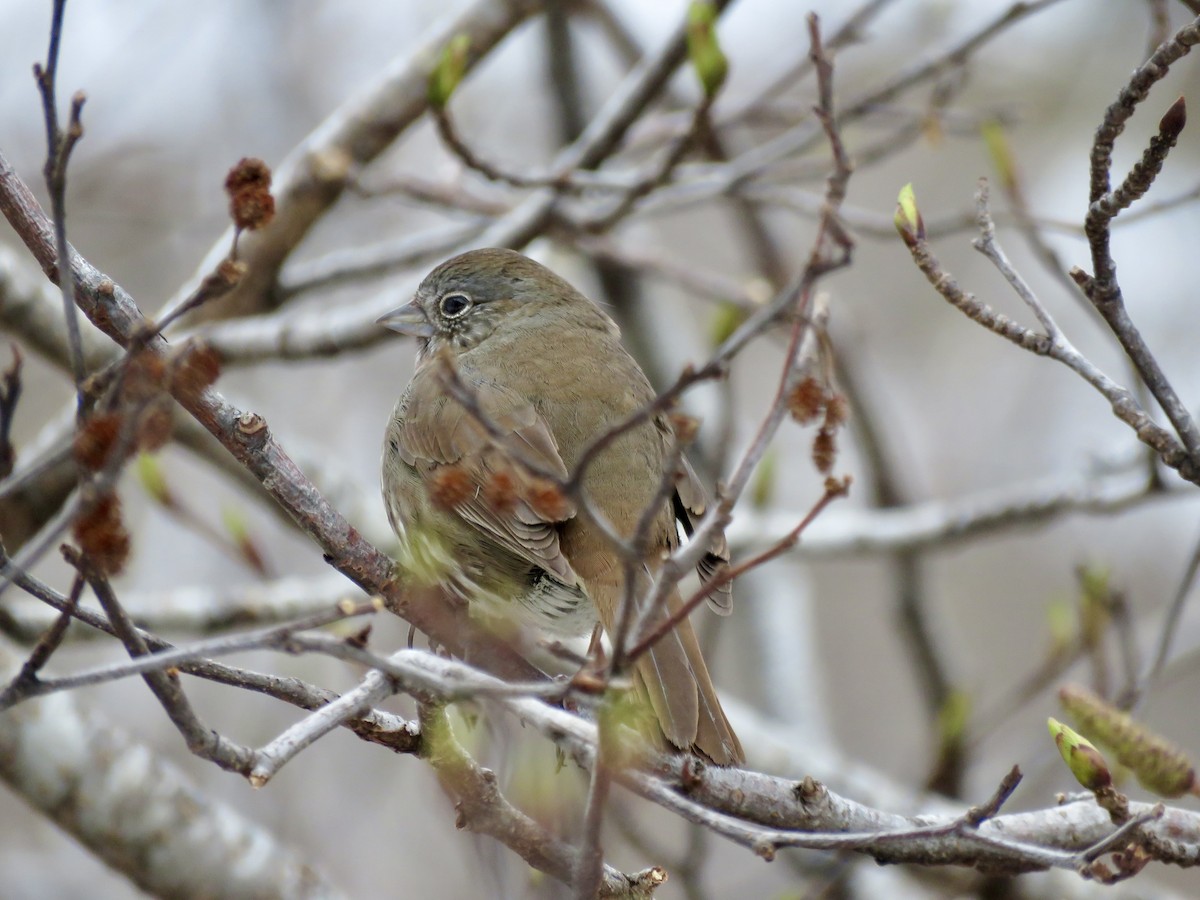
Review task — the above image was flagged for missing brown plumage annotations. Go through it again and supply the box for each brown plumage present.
[380,248,742,765]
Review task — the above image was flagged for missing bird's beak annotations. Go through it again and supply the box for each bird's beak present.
[377,299,435,338]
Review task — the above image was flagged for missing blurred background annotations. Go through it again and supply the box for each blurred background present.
[2,0,1199,896]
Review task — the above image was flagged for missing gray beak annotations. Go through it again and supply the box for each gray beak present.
[377,299,435,338]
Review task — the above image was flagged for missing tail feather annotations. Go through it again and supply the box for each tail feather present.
[587,563,743,765]
[635,625,699,748]
[631,582,743,765]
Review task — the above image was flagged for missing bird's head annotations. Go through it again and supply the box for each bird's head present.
[378,247,616,360]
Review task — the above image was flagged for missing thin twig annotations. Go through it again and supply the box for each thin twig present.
[64,545,258,776]
[901,180,1200,485]
[434,105,584,191]
[0,570,83,707]
[0,600,381,706]
[626,476,848,666]
[972,180,1063,340]
[2,558,419,751]
[582,96,718,231]
[249,650,404,787]
[0,345,23,479]
[33,0,88,405]
[575,748,614,899]
[1080,19,1200,458]
[636,10,855,633]
[1128,524,1200,712]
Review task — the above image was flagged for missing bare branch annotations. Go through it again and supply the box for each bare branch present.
[0,598,381,705]
[899,179,1200,485]
[1,560,418,750]
[249,648,408,788]
[33,0,88,401]
[730,460,1175,558]
[1080,17,1200,457]
[65,546,258,776]
[418,700,664,897]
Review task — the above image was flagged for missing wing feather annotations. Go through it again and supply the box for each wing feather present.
[396,367,582,589]
[674,455,733,615]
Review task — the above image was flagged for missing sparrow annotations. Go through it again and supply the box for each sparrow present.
[380,248,742,764]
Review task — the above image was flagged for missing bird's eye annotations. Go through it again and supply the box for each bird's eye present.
[439,292,472,318]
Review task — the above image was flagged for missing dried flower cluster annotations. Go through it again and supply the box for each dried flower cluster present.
[224,157,276,232]
[788,374,848,475]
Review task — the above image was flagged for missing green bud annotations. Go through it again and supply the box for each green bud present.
[751,448,777,509]
[136,452,171,506]
[980,120,1016,192]
[1044,596,1075,658]
[709,300,746,347]
[686,2,728,98]
[428,34,471,109]
[1076,564,1112,649]
[1077,564,1109,597]
[1049,717,1112,791]
[220,504,250,545]
[937,690,971,745]
[894,183,924,246]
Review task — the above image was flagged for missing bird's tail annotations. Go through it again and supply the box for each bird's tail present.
[626,578,743,765]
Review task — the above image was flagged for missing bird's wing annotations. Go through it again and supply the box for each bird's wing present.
[395,367,582,588]
[673,455,733,615]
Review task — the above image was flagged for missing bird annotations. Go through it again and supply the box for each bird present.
[379,247,743,765]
